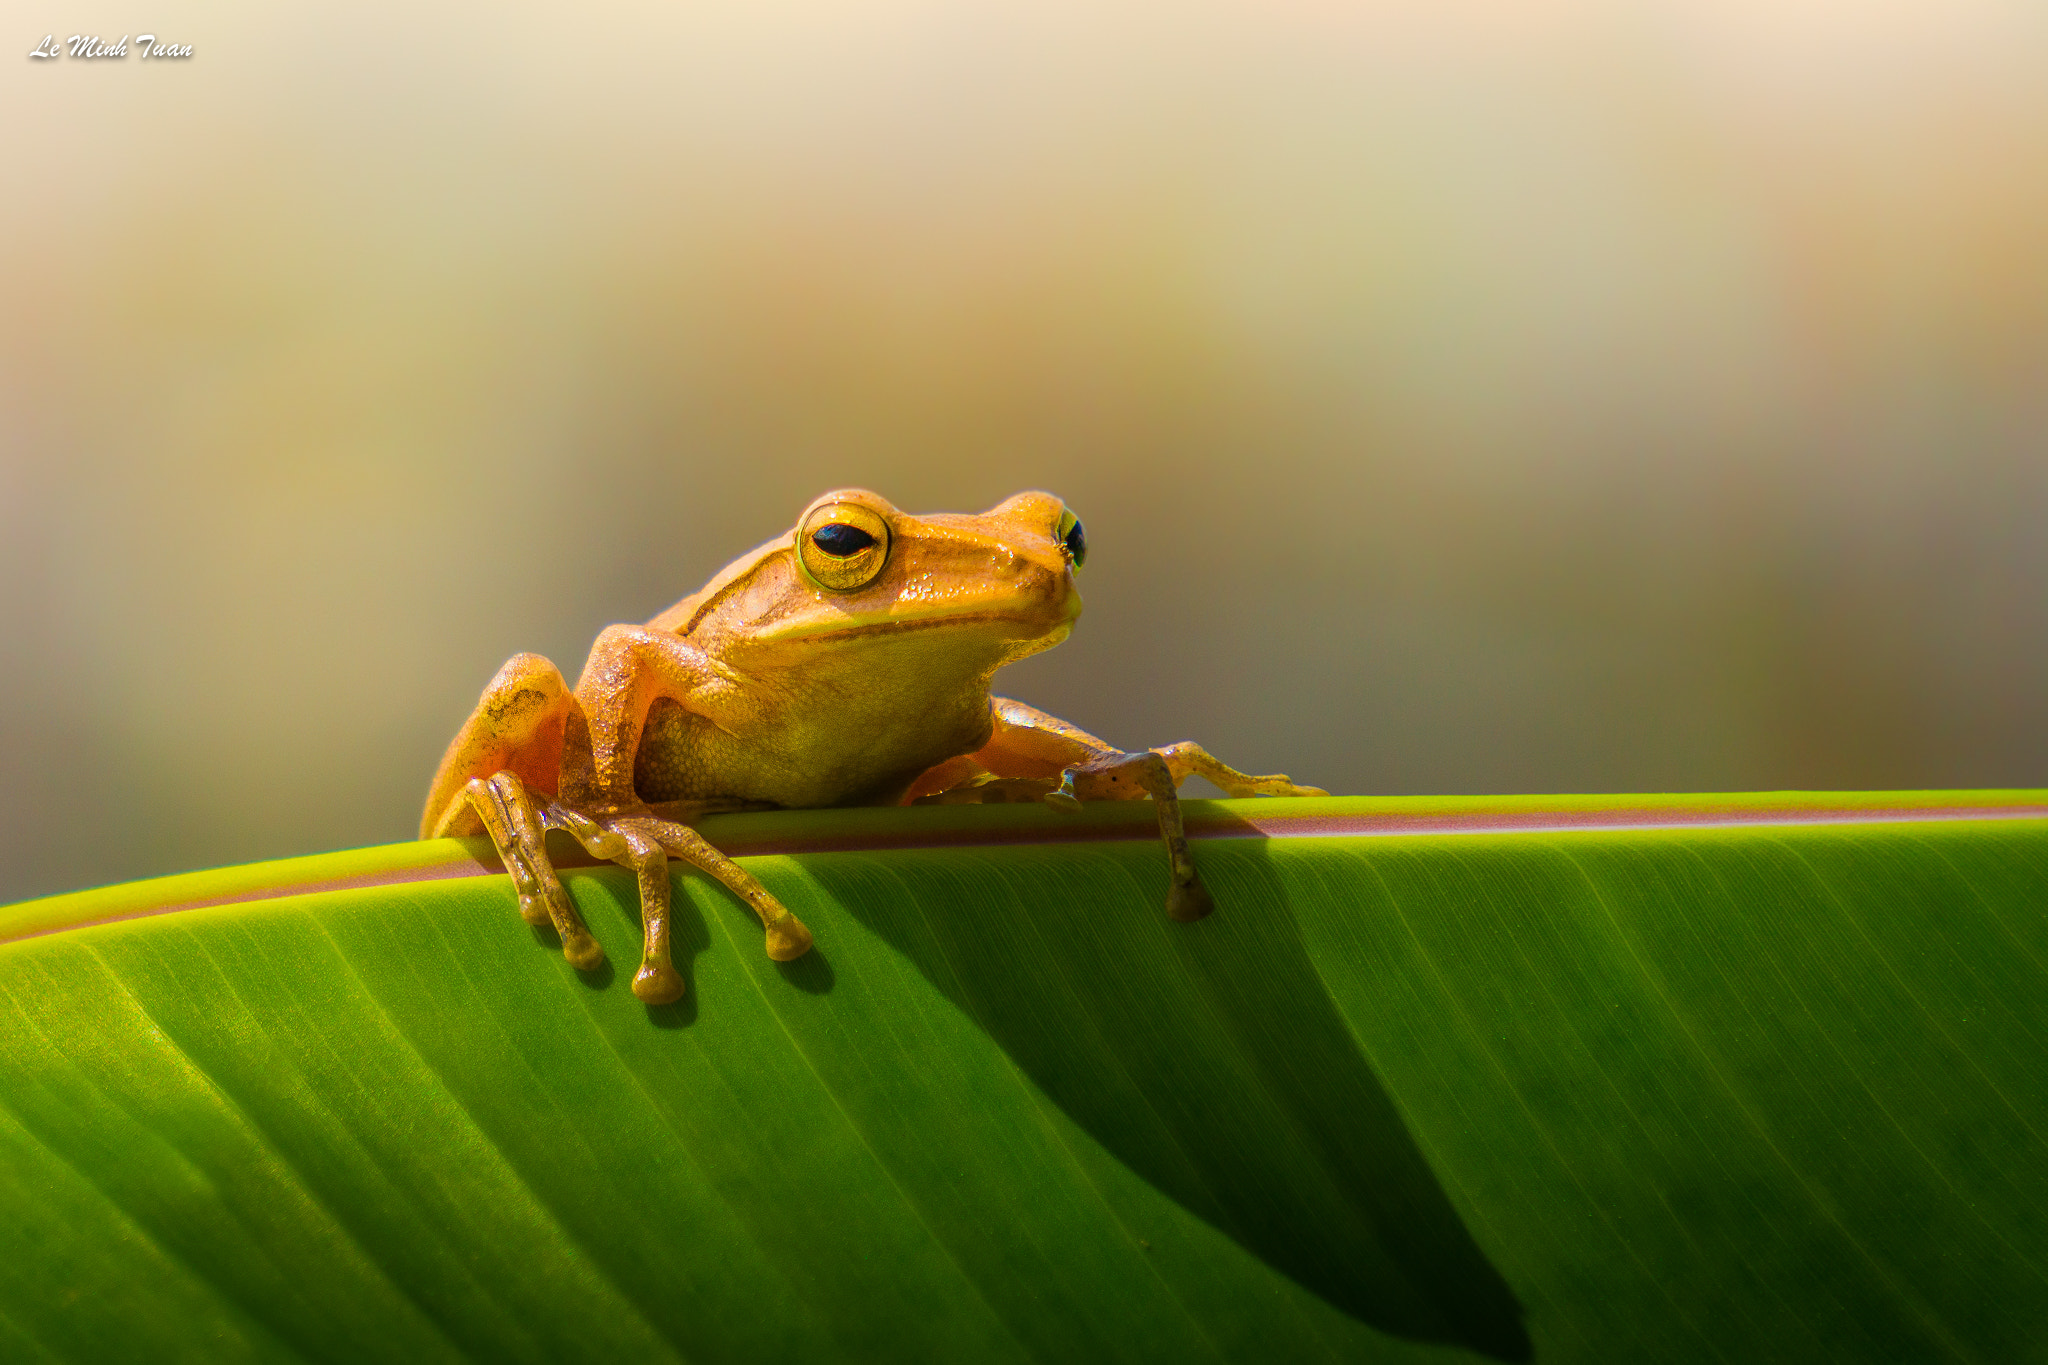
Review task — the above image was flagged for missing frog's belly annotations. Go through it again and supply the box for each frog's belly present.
[632,697,985,808]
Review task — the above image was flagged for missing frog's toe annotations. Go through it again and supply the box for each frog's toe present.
[632,959,685,1004]
[533,866,605,967]
[513,890,552,928]
[1234,774,1327,799]
[1166,874,1215,923]
[765,915,813,962]
[562,929,606,972]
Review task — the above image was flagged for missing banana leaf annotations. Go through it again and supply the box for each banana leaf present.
[1,793,2044,1363]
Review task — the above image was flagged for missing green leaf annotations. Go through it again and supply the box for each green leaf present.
[3,794,2045,1362]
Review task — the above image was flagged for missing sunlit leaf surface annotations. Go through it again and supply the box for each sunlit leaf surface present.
[2,795,2045,1362]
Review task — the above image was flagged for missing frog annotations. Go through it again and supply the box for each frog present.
[421,489,1327,1004]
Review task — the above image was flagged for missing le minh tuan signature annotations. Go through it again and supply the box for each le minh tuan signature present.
[30,34,192,59]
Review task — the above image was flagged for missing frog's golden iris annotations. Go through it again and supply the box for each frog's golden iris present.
[797,500,893,592]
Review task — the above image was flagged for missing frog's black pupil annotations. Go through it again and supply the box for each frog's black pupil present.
[812,523,876,558]
[1063,519,1087,566]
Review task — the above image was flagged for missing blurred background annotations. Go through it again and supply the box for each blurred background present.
[4,0,2046,904]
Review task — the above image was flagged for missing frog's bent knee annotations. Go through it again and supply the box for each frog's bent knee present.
[632,961,685,1004]
[766,917,813,961]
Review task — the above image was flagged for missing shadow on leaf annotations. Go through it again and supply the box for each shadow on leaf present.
[839,839,1531,1362]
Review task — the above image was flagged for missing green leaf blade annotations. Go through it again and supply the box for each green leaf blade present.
[2,796,2044,1362]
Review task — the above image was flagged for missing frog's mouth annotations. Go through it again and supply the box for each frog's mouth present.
[763,611,1075,648]
[757,579,1081,647]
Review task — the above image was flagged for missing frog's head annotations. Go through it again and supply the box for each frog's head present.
[698,488,1086,673]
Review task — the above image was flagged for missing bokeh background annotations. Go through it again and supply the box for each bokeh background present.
[4,0,2046,904]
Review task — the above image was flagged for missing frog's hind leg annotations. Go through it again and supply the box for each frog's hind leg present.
[1042,746,1322,920]
[425,654,609,972]
[957,698,1215,922]
[541,808,812,1005]
[421,653,581,840]
[1051,750,1215,923]
[962,698,1326,925]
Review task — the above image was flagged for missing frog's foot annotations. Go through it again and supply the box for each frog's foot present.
[542,802,813,1005]
[642,815,814,964]
[462,773,605,971]
[1149,742,1328,799]
[1047,751,1213,923]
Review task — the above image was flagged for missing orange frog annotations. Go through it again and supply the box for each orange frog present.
[422,490,1325,1003]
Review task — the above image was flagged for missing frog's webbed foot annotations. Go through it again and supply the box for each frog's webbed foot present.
[465,773,812,1005]
[542,802,813,1006]
[462,773,605,970]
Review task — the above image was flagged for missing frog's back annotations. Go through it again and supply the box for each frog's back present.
[644,533,793,638]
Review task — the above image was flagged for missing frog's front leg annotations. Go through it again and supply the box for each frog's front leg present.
[557,625,815,1003]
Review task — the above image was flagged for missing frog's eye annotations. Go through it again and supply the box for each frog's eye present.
[1057,508,1087,570]
[798,502,892,592]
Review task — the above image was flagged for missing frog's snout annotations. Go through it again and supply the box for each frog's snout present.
[997,544,1080,636]
[1060,577,1083,622]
